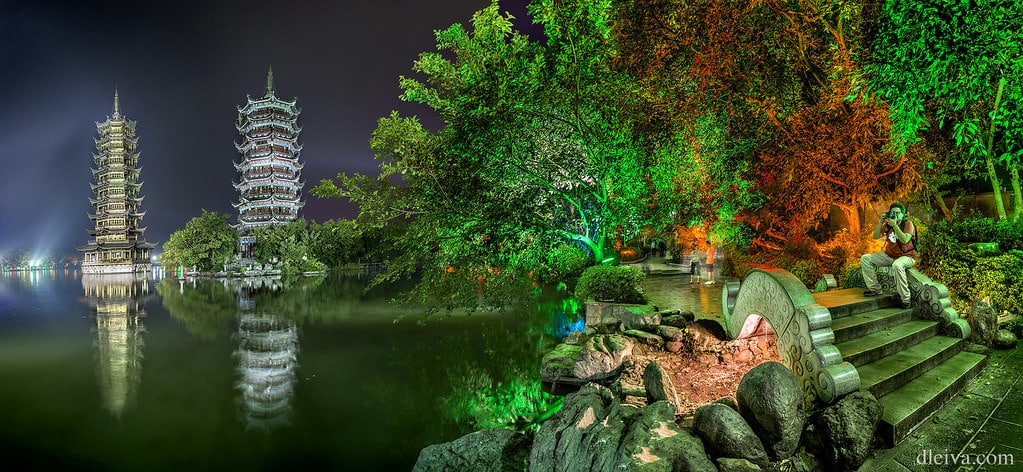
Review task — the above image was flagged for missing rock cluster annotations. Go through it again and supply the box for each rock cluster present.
[414,360,885,472]
[540,305,776,393]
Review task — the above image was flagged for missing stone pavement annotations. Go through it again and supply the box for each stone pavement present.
[628,257,1023,471]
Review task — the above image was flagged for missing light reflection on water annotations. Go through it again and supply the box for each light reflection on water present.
[82,274,149,418]
[0,270,556,470]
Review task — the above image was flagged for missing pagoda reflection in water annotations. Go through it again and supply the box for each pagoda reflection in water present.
[232,280,298,431]
[82,274,149,417]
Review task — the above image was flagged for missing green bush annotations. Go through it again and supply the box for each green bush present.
[574,265,646,304]
[786,258,825,288]
[973,251,1023,317]
[948,217,1023,250]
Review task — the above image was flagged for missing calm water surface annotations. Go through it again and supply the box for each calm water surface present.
[0,270,555,470]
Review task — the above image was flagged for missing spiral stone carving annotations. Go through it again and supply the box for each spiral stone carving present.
[877,268,971,340]
[722,268,860,405]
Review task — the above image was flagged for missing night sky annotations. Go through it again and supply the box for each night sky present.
[0,0,535,255]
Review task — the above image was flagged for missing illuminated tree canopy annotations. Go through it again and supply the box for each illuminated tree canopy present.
[315,1,704,310]
[865,0,1023,220]
[315,0,1018,309]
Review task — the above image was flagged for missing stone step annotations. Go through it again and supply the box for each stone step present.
[834,320,938,367]
[830,307,915,344]
[856,335,963,398]
[877,351,987,446]
[812,288,900,319]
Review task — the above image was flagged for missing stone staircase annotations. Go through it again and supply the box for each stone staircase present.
[813,288,987,446]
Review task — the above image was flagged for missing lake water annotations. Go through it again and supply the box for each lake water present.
[0,270,566,470]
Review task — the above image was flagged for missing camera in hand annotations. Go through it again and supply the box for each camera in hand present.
[882,211,892,219]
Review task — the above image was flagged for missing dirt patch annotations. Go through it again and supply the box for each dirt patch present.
[618,337,782,423]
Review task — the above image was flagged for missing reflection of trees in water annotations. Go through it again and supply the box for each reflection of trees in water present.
[82,275,150,418]
[157,278,237,340]
[366,302,564,451]
[233,311,298,431]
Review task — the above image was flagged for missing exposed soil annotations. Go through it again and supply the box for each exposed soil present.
[617,336,782,424]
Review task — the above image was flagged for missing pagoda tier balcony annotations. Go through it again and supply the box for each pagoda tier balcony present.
[238,203,305,216]
[237,120,301,135]
[237,192,302,204]
[237,98,299,116]
[239,169,300,181]
[234,175,304,188]
[235,189,302,202]
[235,140,303,155]
[237,198,305,210]
[234,155,303,169]
[242,130,299,142]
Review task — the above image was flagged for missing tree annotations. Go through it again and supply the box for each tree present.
[614,0,917,247]
[865,0,1023,220]
[158,210,237,272]
[250,219,326,277]
[308,219,363,268]
[315,1,698,311]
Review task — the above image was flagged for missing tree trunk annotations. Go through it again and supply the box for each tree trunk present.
[839,205,862,238]
[984,76,1008,220]
[985,153,1008,220]
[929,184,954,222]
[1010,161,1022,221]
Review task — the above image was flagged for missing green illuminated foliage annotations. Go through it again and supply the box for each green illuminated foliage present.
[865,0,1023,220]
[574,264,646,304]
[250,219,326,277]
[316,1,699,312]
[158,210,237,272]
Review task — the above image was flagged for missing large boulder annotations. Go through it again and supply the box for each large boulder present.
[624,329,665,348]
[620,401,717,472]
[529,384,717,472]
[969,298,998,346]
[993,329,1019,349]
[716,458,763,472]
[661,311,695,328]
[413,428,529,472]
[692,402,769,465]
[573,334,634,380]
[735,361,805,461]
[814,390,883,472]
[529,383,637,472]
[643,361,681,413]
[540,342,585,386]
[621,306,662,331]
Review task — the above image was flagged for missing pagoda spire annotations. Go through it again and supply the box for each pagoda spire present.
[112,89,121,118]
[266,66,275,97]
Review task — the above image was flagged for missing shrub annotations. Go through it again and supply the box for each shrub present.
[973,251,1023,317]
[949,217,1023,250]
[787,258,825,288]
[574,265,646,304]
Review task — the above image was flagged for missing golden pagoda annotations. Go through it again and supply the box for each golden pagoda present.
[78,91,156,274]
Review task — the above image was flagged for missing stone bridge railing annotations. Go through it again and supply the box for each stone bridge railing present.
[874,266,971,339]
[721,268,859,405]
[721,267,969,406]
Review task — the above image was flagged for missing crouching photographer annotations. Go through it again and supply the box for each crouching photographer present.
[860,202,917,309]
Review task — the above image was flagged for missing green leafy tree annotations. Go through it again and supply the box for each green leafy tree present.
[865,0,1023,220]
[159,210,237,272]
[250,219,326,277]
[315,1,697,311]
[308,219,363,268]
